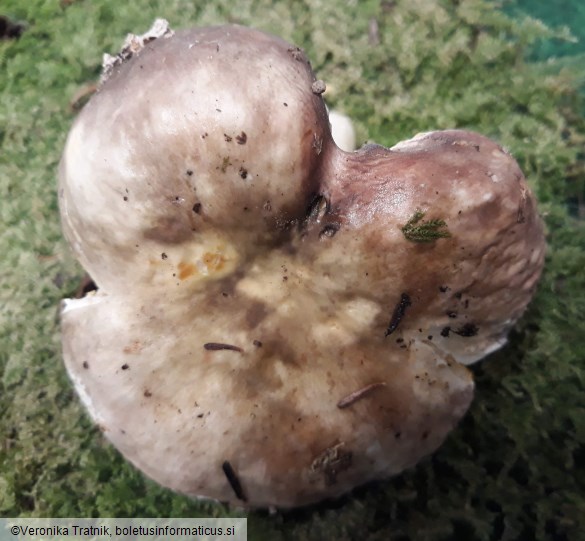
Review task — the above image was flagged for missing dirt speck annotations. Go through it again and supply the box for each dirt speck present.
[319,224,339,239]
[220,156,230,173]
[311,80,326,95]
[287,47,305,61]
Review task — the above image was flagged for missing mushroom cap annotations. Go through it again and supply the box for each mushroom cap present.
[59,24,545,508]
[59,24,330,296]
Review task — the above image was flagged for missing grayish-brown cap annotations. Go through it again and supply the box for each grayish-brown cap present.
[59,22,545,508]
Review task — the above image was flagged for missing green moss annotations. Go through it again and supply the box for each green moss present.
[401,210,451,243]
[1,0,584,539]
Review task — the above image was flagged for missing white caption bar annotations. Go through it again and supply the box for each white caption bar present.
[1,519,247,541]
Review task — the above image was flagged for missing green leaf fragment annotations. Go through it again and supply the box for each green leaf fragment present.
[401,209,451,243]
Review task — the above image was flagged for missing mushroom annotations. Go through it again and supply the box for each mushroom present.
[328,110,356,152]
[58,21,545,508]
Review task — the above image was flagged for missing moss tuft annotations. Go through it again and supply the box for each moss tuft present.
[401,210,451,243]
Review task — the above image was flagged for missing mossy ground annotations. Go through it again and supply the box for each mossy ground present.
[1,1,584,539]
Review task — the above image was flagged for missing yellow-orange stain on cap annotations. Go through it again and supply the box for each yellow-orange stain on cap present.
[203,252,226,272]
[177,253,226,280]
[178,261,197,280]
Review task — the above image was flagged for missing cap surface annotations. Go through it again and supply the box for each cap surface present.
[59,24,545,508]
